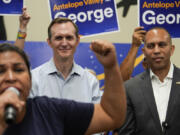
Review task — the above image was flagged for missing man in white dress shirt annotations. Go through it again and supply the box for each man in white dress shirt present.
[115,27,180,135]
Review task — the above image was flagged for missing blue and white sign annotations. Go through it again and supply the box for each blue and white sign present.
[0,0,23,15]
[48,0,120,37]
[139,0,180,38]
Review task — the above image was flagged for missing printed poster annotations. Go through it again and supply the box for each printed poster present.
[48,0,120,37]
[139,0,180,38]
[0,0,23,15]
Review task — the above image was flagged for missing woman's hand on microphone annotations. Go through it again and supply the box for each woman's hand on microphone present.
[0,89,25,134]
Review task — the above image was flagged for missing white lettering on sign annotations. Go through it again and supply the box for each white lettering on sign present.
[142,10,180,25]
[54,7,113,23]
[2,0,11,4]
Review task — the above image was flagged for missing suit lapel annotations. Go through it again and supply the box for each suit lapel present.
[166,66,180,121]
[140,70,162,131]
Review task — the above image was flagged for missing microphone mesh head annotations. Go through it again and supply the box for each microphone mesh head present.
[6,87,20,96]
[4,87,20,125]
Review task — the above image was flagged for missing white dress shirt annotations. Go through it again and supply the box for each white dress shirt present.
[150,63,174,126]
[29,58,102,103]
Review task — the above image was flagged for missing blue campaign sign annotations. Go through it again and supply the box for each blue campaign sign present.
[48,0,119,36]
[0,0,23,15]
[139,0,180,38]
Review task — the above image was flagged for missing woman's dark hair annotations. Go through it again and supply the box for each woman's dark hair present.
[0,43,31,78]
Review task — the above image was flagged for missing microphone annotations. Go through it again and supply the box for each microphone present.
[4,87,20,125]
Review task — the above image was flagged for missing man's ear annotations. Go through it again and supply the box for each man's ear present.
[47,38,52,48]
[170,45,175,56]
[76,35,80,47]
[142,47,145,54]
[142,47,147,58]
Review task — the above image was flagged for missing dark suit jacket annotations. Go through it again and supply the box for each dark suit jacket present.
[118,66,180,135]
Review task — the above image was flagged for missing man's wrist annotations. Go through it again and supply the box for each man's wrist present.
[132,43,141,48]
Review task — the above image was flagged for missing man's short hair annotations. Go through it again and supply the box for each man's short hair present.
[48,18,79,39]
[144,27,172,45]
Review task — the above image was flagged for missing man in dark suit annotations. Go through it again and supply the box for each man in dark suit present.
[115,27,180,135]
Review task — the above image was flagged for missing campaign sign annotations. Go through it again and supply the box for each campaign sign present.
[48,0,119,37]
[0,0,23,15]
[139,0,180,38]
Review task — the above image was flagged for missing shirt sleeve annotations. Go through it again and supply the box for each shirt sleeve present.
[85,70,102,103]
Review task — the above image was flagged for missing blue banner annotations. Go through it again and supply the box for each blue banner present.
[139,0,180,38]
[24,42,144,89]
[0,41,144,89]
[0,0,23,15]
[48,0,119,37]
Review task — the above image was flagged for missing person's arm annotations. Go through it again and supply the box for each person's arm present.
[14,7,30,49]
[85,40,127,135]
[120,27,146,81]
[112,88,136,135]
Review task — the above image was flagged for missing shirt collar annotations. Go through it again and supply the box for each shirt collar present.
[150,63,174,80]
[70,61,83,76]
[46,58,57,74]
[46,58,83,76]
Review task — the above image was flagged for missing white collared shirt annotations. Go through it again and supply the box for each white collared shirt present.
[29,58,102,103]
[150,63,174,125]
